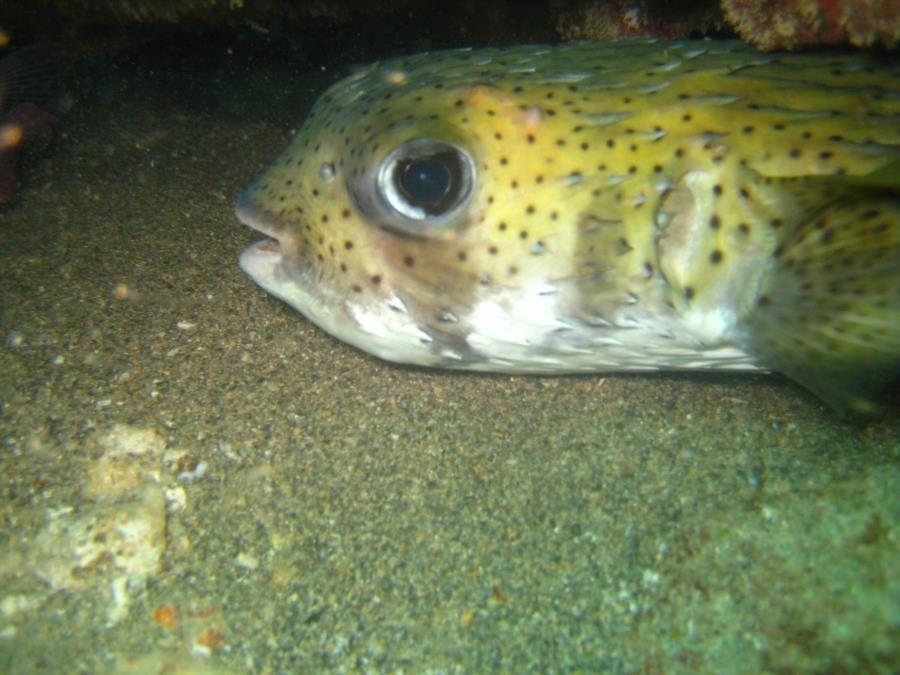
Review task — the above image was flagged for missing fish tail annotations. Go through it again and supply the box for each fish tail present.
[740,184,900,414]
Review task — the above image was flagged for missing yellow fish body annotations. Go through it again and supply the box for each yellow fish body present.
[236,39,900,412]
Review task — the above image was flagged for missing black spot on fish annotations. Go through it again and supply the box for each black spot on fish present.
[861,209,880,220]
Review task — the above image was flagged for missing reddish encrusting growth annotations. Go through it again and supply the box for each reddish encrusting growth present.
[0,102,57,204]
[722,0,900,50]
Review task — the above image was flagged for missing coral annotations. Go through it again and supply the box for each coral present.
[558,0,722,41]
[722,0,900,50]
[559,0,899,49]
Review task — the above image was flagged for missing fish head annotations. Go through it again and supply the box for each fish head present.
[237,56,613,369]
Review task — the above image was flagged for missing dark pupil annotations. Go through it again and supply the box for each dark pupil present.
[396,151,459,214]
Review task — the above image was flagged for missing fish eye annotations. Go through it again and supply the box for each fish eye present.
[370,138,476,237]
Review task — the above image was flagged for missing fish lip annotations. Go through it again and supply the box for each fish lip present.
[234,189,281,241]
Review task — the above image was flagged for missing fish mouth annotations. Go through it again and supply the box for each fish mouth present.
[234,188,282,241]
[236,205,336,348]
[234,190,298,275]
[234,190,305,294]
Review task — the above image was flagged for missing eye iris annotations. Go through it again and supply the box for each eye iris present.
[393,149,464,216]
[398,157,451,208]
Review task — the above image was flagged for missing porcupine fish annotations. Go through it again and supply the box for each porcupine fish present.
[236,39,900,413]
